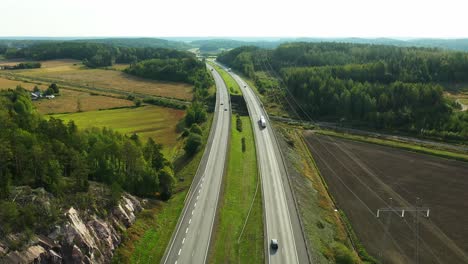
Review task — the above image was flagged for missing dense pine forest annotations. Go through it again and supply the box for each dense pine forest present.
[0,88,175,200]
[218,43,468,140]
[3,42,193,67]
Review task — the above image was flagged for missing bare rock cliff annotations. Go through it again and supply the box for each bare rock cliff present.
[1,194,142,264]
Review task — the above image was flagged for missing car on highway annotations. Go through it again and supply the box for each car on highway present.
[224,108,228,111]
[259,115,266,128]
[270,239,278,250]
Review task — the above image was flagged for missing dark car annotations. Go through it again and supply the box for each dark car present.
[270,239,278,250]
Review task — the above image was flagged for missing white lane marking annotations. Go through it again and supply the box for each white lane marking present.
[175,261,178,264]
[194,202,197,207]
[178,249,181,256]
[198,189,201,194]
[202,177,205,182]
[185,227,189,234]
[200,183,203,187]
[196,195,199,200]
[189,218,192,224]
[182,237,185,244]
[192,209,194,215]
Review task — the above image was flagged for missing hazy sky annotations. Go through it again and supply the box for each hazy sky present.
[2,0,467,38]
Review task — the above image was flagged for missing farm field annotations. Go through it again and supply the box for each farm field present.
[304,131,468,264]
[2,59,193,100]
[34,88,134,114]
[53,106,184,153]
[0,76,48,90]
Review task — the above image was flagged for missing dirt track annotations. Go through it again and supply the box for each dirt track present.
[304,131,468,264]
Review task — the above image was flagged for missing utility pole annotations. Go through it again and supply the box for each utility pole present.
[376,198,430,264]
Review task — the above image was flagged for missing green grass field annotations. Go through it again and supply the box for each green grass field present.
[209,116,263,264]
[113,115,214,263]
[52,106,184,154]
[316,129,468,162]
[209,63,242,95]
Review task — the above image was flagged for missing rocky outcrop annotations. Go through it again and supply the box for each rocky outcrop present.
[1,193,143,264]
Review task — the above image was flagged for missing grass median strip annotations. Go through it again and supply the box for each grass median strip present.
[316,129,468,162]
[209,115,263,264]
[208,62,242,95]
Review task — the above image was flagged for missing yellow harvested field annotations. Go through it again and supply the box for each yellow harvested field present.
[8,59,193,100]
[0,77,47,90]
[34,88,134,114]
[0,59,26,66]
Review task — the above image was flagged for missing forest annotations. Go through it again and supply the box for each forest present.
[125,57,214,99]
[217,42,468,140]
[3,42,193,67]
[0,87,176,203]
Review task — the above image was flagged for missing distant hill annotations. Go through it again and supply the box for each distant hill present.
[286,37,468,52]
[0,38,192,50]
[73,38,192,50]
[188,37,468,54]
[2,37,468,52]
[190,39,280,53]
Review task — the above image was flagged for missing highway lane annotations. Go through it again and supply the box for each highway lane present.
[161,64,230,264]
[219,64,310,264]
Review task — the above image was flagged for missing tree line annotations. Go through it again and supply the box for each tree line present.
[4,42,193,68]
[0,87,175,202]
[217,42,468,140]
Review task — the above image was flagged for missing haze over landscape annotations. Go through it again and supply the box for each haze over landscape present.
[1,1,468,264]
[2,0,468,38]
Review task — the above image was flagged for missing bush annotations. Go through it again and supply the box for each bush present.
[331,242,359,264]
[49,83,59,94]
[184,133,202,156]
[110,182,123,206]
[181,128,190,137]
[190,124,203,135]
[236,114,243,132]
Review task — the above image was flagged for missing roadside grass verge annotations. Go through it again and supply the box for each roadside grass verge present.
[112,115,213,263]
[209,116,263,264]
[316,129,468,162]
[208,62,242,95]
[275,124,364,263]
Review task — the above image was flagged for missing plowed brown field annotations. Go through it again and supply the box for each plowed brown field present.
[304,131,468,264]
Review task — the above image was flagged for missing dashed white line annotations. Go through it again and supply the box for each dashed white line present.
[182,237,185,244]
[196,195,199,200]
[185,227,189,234]
[189,219,192,224]
[178,249,181,256]
[194,202,197,207]
[175,261,178,264]
[192,210,194,215]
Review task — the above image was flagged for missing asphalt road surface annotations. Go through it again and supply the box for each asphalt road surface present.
[161,64,230,264]
[221,64,310,264]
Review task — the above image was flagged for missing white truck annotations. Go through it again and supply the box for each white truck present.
[259,115,266,128]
